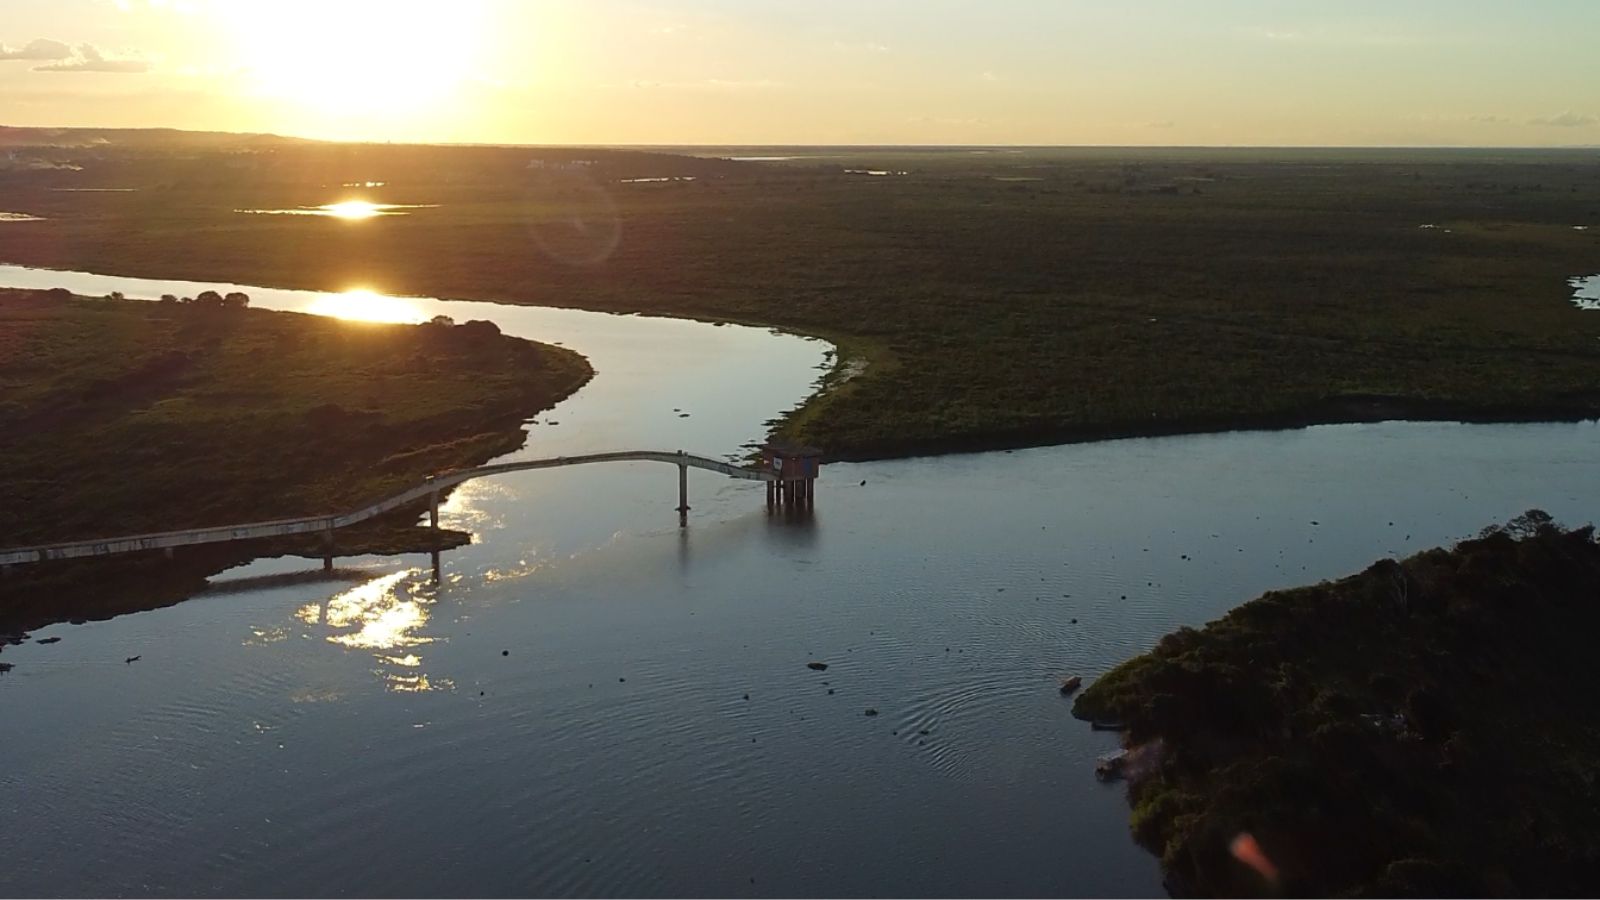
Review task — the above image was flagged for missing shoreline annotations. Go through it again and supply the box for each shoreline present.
[817,392,1600,462]
[6,260,1598,467]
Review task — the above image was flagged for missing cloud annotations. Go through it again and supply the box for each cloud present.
[0,38,72,60]
[1529,111,1597,128]
[1406,113,1512,125]
[33,44,149,73]
[1243,27,1302,42]
[629,78,779,92]
[1241,24,1451,47]
[832,40,890,53]
[906,115,992,128]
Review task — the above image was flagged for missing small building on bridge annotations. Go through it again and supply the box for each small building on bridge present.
[762,440,822,508]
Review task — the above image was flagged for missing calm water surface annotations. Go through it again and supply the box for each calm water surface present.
[1572,274,1600,310]
[4,265,1600,897]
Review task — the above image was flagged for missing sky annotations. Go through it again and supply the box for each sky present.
[2,0,1599,146]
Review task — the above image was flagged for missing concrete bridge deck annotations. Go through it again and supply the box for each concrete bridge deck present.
[0,450,777,567]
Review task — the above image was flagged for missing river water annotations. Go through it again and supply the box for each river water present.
[3,265,1600,897]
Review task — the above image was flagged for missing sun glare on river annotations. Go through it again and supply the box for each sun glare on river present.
[305,289,426,325]
[322,200,384,220]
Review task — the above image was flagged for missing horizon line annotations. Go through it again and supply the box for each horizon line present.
[3,123,1598,153]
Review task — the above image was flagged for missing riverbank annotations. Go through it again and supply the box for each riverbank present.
[4,134,1599,460]
[815,392,1600,462]
[1072,512,1600,897]
[0,288,592,634]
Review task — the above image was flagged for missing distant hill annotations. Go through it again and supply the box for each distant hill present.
[0,125,299,149]
[0,125,749,186]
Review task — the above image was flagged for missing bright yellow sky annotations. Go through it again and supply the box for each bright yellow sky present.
[3,0,1600,146]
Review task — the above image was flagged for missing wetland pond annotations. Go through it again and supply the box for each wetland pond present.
[3,263,1600,897]
[1572,274,1600,310]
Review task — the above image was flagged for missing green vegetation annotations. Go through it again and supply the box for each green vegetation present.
[3,132,1599,458]
[0,288,590,631]
[1073,512,1600,897]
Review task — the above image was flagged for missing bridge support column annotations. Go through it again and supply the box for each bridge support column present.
[322,525,334,572]
[428,486,442,581]
[677,453,690,527]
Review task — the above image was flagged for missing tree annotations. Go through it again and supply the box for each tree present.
[222,292,250,309]
[194,290,223,306]
[428,314,456,327]
[159,294,179,304]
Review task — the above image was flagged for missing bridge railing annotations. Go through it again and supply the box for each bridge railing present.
[0,450,774,567]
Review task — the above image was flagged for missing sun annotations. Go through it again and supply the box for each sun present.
[216,1,486,129]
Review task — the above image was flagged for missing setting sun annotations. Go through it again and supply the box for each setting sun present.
[214,0,487,133]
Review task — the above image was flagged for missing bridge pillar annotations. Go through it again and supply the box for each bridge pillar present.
[322,525,334,572]
[677,452,690,527]
[427,481,442,581]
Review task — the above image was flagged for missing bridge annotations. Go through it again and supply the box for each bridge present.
[0,446,822,570]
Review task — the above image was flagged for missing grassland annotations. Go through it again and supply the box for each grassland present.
[0,287,591,633]
[1,134,1599,458]
[1072,512,1600,897]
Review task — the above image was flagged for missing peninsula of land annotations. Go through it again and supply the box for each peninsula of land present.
[1072,512,1600,897]
[0,288,591,633]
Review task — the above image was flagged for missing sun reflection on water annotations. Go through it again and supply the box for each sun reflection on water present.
[437,477,508,533]
[293,569,453,694]
[321,200,385,219]
[234,200,436,219]
[321,570,433,650]
[305,289,426,324]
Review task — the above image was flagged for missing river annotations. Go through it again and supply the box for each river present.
[3,265,1599,897]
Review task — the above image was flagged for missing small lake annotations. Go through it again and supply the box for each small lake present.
[4,263,1600,897]
[236,201,437,219]
[1572,274,1600,311]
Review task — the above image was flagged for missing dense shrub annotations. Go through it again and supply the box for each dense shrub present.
[1074,514,1600,896]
